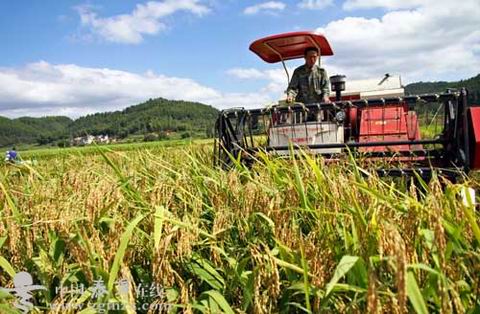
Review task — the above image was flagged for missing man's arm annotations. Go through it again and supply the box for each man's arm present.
[285,69,300,102]
[320,69,330,102]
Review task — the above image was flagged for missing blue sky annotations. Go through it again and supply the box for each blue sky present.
[0,0,479,118]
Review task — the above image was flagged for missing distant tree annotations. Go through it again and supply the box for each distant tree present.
[143,133,158,142]
[57,139,70,148]
[158,131,169,140]
[205,127,214,138]
[37,136,51,145]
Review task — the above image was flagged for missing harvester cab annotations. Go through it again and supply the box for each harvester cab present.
[214,31,480,180]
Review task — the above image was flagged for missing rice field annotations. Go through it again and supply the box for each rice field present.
[0,141,479,313]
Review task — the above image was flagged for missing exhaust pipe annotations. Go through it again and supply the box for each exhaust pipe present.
[330,75,346,101]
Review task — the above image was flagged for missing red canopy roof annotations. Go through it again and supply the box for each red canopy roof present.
[249,31,334,63]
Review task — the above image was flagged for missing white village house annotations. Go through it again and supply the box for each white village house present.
[71,134,111,146]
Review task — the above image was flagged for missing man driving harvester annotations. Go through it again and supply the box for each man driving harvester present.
[285,47,331,104]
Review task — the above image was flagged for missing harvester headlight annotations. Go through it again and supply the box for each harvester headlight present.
[335,111,346,122]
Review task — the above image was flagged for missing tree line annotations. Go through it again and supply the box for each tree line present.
[405,73,480,103]
[0,98,219,147]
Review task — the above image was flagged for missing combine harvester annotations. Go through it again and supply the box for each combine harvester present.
[214,31,480,184]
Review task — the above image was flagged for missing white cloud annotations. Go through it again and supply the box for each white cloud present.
[227,67,292,94]
[227,67,289,82]
[226,68,265,79]
[0,61,276,118]
[243,1,286,15]
[316,0,480,82]
[227,0,479,101]
[76,0,210,44]
[343,0,425,10]
[298,0,333,10]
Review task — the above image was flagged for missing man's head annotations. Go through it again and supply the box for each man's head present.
[304,47,319,68]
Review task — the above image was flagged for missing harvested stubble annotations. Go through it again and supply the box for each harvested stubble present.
[0,143,479,313]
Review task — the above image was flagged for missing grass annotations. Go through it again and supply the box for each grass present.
[0,141,479,313]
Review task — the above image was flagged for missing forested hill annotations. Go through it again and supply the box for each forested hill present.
[0,98,218,147]
[69,98,218,139]
[0,116,72,148]
[405,74,480,103]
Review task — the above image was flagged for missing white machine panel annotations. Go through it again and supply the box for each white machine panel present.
[268,122,344,155]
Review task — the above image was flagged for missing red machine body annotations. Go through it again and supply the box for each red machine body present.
[335,95,422,153]
[469,107,480,169]
[357,104,422,152]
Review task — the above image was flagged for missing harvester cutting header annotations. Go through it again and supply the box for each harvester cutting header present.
[214,31,480,180]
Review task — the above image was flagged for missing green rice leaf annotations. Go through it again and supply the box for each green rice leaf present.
[201,290,234,314]
[325,255,359,296]
[406,271,428,314]
[0,304,20,314]
[0,236,7,249]
[0,177,22,221]
[290,145,309,209]
[77,308,97,314]
[0,289,14,300]
[0,256,16,278]
[107,213,145,292]
[252,212,275,230]
[186,254,225,290]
